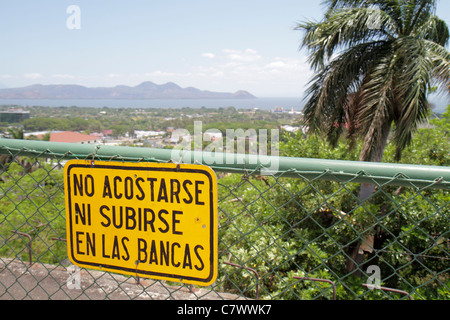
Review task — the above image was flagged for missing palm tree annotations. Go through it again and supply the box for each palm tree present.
[298,0,449,164]
[8,127,24,140]
[297,0,450,273]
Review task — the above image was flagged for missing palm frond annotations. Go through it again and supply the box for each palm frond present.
[303,41,389,134]
[299,0,450,162]
[357,51,398,161]
[424,40,450,95]
[401,0,438,35]
[391,40,430,159]
[297,7,397,70]
[415,15,449,46]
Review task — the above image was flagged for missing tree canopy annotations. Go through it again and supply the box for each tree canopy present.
[297,0,450,161]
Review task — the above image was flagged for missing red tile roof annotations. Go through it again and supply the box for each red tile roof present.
[50,131,98,143]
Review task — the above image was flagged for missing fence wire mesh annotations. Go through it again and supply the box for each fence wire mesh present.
[0,140,448,300]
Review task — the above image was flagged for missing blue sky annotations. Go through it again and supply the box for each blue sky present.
[1,0,450,99]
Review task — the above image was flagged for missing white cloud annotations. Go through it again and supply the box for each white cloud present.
[143,70,196,78]
[178,49,312,95]
[143,71,172,77]
[201,52,216,59]
[24,73,43,79]
[51,74,76,79]
[223,49,262,62]
[9,49,312,96]
[266,61,288,68]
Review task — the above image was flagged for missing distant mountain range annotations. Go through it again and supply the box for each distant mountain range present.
[0,81,256,100]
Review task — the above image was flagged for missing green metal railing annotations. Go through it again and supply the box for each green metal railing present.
[0,139,448,300]
[0,138,447,188]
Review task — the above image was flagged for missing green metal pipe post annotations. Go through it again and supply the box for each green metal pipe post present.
[0,138,448,189]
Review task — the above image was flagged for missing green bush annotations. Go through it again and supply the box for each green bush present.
[217,112,449,300]
[0,160,66,264]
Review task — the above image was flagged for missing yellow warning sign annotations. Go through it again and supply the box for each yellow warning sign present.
[64,160,218,286]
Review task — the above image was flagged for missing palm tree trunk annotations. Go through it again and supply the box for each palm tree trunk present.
[346,120,392,275]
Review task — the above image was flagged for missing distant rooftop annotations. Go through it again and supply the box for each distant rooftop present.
[50,131,98,144]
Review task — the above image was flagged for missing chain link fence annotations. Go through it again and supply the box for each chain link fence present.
[0,139,448,300]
